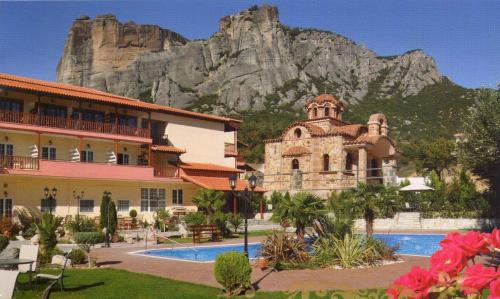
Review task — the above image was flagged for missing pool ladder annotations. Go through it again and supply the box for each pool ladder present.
[145,228,200,260]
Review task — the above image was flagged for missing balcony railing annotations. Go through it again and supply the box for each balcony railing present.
[0,155,38,170]
[154,166,179,177]
[0,110,150,138]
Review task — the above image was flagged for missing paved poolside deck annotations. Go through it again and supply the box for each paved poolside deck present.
[92,236,431,291]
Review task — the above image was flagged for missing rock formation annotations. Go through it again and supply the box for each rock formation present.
[57,5,444,113]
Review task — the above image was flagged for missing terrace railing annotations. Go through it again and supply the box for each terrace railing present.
[0,155,38,170]
[153,166,179,178]
[0,110,150,138]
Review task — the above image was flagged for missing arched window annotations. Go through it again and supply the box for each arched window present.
[378,119,383,135]
[294,128,302,138]
[371,159,378,177]
[324,107,330,117]
[313,108,318,117]
[323,154,329,171]
[345,153,353,171]
[292,159,300,170]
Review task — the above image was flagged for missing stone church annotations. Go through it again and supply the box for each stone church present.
[264,94,397,198]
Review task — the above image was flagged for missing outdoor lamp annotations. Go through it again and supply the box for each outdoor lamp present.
[228,174,237,190]
[51,187,57,198]
[248,174,257,191]
[44,186,49,198]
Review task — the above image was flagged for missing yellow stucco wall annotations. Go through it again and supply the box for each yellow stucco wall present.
[2,175,198,221]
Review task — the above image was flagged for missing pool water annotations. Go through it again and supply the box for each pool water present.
[133,233,445,262]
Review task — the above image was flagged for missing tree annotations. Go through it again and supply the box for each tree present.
[352,183,385,237]
[271,192,326,240]
[35,213,63,257]
[228,213,243,234]
[458,87,500,200]
[408,138,457,180]
[100,194,117,235]
[192,189,225,224]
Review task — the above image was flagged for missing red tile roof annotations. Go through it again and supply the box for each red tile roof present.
[0,73,240,125]
[343,134,395,146]
[305,93,345,108]
[151,145,186,154]
[181,175,265,192]
[179,161,243,173]
[282,146,311,157]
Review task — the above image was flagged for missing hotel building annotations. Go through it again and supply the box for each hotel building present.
[0,73,257,221]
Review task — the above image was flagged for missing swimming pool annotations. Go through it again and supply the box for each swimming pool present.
[131,233,445,262]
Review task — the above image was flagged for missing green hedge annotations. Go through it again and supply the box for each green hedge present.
[0,235,9,253]
[214,251,252,296]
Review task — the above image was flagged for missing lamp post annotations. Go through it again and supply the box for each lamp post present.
[72,190,85,215]
[228,174,257,259]
[44,186,57,215]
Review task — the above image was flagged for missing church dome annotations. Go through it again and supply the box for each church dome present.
[305,93,345,120]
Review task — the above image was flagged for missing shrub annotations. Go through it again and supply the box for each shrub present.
[129,209,137,218]
[0,234,9,253]
[65,214,96,234]
[212,212,231,237]
[260,230,309,270]
[0,217,20,238]
[74,232,104,267]
[35,213,63,256]
[183,212,206,227]
[214,251,252,296]
[100,194,117,235]
[14,207,41,236]
[68,248,86,265]
[228,213,243,234]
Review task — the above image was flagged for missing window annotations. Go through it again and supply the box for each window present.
[292,159,299,170]
[79,199,94,213]
[172,189,184,205]
[323,154,330,171]
[117,200,130,212]
[0,144,14,156]
[345,153,353,171]
[294,128,302,138]
[313,108,318,117]
[41,198,56,213]
[81,150,94,163]
[38,104,67,118]
[42,147,56,160]
[109,114,137,128]
[370,159,379,178]
[325,107,330,117]
[0,198,12,217]
[71,109,105,122]
[0,99,22,112]
[117,153,129,165]
[141,188,166,211]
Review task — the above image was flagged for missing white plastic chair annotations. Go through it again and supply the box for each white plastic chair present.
[18,244,39,274]
[0,270,19,299]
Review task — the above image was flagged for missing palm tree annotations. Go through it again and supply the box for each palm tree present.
[352,183,384,237]
[271,192,326,240]
[192,189,226,224]
[35,213,63,256]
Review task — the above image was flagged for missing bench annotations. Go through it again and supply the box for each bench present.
[190,224,221,243]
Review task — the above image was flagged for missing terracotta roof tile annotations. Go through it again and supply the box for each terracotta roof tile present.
[151,145,186,154]
[305,93,345,108]
[0,73,240,125]
[181,175,265,192]
[179,161,242,173]
[282,146,311,157]
[343,134,381,145]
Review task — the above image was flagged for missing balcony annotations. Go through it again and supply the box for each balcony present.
[224,142,237,157]
[0,110,150,139]
[0,155,180,180]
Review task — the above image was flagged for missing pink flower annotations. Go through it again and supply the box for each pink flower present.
[430,246,467,281]
[489,279,500,299]
[440,231,489,258]
[387,266,435,299]
[486,228,500,250]
[461,265,498,294]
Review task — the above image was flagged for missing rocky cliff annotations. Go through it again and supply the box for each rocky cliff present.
[57,6,444,113]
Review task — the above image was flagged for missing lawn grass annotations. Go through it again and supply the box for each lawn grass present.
[15,268,286,299]
[15,268,386,299]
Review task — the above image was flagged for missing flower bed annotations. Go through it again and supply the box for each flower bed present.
[388,229,500,298]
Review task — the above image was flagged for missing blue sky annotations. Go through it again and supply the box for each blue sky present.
[0,0,498,88]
